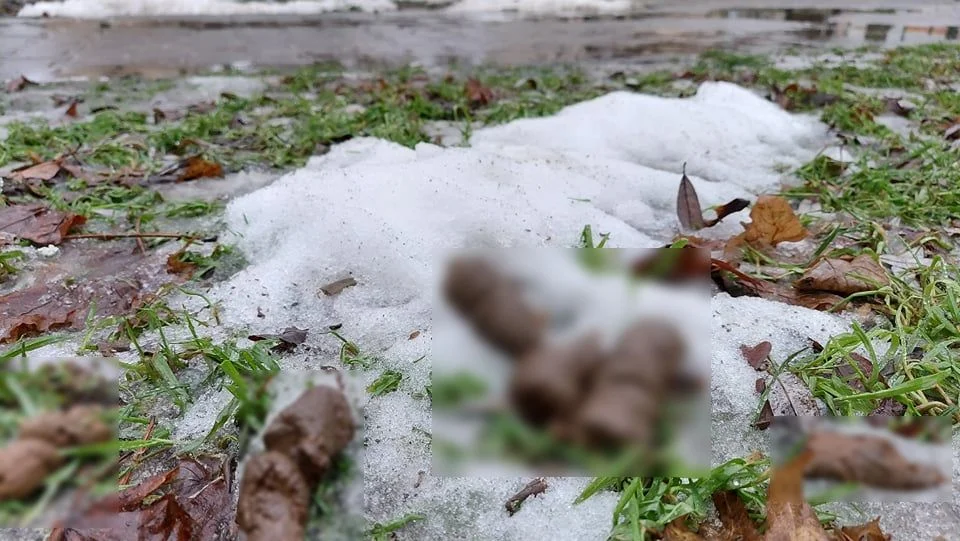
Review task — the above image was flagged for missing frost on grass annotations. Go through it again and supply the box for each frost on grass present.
[191,82,835,538]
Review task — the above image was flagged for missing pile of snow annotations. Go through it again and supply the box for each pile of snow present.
[189,82,851,538]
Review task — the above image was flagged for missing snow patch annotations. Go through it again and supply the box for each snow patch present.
[18,0,395,18]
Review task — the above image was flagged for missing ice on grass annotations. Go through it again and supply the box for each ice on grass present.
[196,83,842,537]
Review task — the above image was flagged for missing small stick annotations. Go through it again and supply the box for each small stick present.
[134,216,147,255]
[505,478,548,516]
[64,232,196,241]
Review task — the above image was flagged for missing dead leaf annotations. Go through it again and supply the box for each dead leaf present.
[770,84,840,111]
[715,270,845,312]
[838,518,890,541]
[741,195,807,248]
[754,400,774,430]
[711,490,762,540]
[804,430,946,490]
[409,330,421,340]
[835,351,879,391]
[165,251,198,278]
[465,78,494,107]
[0,204,86,245]
[10,160,62,182]
[0,245,181,343]
[707,199,751,226]
[19,405,113,448]
[755,378,766,394]
[661,518,705,540]
[632,246,710,283]
[0,439,63,501]
[795,255,889,295]
[49,457,232,541]
[5,75,37,93]
[740,341,772,371]
[319,276,357,296]
[177,156,224,182]
[248,327,308,353]
[64,100,79,118]
[677,164,706,230]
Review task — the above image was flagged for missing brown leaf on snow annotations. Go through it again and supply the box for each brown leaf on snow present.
[740,341,772,371]
[319,276,357,296]
[465,78,494,107]
[794,255,889,296]
[804,430,947,490]
[248,326,309,353]
[0,204,86,245]
[677,164,706,230]
[5,75,37,93]
[754,400,775,430]
[64,100,80,118]
[177,156,224,182]
[19,405,113,448]
[944,123,960,141]
[716,270,846,312]
[838,518,890,541]
[741,195,807,248]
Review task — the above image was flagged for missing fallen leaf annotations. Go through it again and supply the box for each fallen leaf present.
[754,400,774,430]
[64,100,79,118]
[804,430,946,490]
[676,164,706,230]
[838,517,890,541]
[0,204,86,245]
[740,341,772,371]
[741,195,807,248]
[248,326,308,353]
[707,198,751,227]
[794,255,889,295]
[632,246,710,283]
[755,378,766,394]
[0,439,63,501]
[409,330,421,340]
[770,84,840,111]
[661,518,705,540]
[10,160,62,182]
[835,351,879,391]
[5,75,37,93]
[711,491,762,540]
[165,251,198,278]
[177,156,224,182]
[319,276,357,296]
[715,270,846,312]
[49,457,232,541]
[465,78,494,107]
[0,245,181,343]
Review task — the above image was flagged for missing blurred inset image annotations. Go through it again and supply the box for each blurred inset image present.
[432,247,710,477]
[770,415,952,503]
[0,357,118,529]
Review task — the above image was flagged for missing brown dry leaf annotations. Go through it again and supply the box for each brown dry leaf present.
[754,400,774,430]
[5,75,37,93]
[0,245,181,343]
[837,518,890,541]
[49,457,232,541]
[755,378,766,394]
[795,255,889,296]
[248,326,308,353]
[19,405,113,448]
[804,430,947,490]
[835,351,879,391]
[770,84,840,111]
[661,518,705,540]
[465,78,494,107]
[677,164,706,230]
[740,341,772,371]
[632,246,710,283]
[10,160,62,182]
[178,156,224,182]
[764,449,831,541]
[64,100,79,118]
[715,270,845,312]
[0,204,86,245]
[319,276,357,296]
[409,330,421,340]
[741,195,807,247]
[165,251,198,278]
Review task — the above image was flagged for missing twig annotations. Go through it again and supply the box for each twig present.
[505,478,548,516]
[134,216,146,255]
[64,232,196,241]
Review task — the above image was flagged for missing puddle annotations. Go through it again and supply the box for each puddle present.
[1,2,959,81]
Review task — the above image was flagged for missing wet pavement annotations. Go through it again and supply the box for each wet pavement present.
[0,0,959,81]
